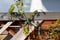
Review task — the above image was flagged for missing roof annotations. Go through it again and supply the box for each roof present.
[0,12,60,21]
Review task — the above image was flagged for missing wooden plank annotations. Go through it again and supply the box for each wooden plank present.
[8,29,15,36]
[0,22,13,34]
[0,35,7,40]
[0,26,20,27]
[11,25,35,40]
[2,30,8,35]
[11,21,43,40]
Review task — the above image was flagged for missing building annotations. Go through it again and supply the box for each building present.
[0,0,60,40]
[0,12,60,40]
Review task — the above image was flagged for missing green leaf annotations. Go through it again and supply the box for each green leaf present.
[20,2,23,6]
[23,25,29,35]
[18,0,20,1]
[18,9,20,13]
[16,3,19,7]
[34,10,38,14]
[55,19,60,26]
[22,10,24,14]
[9,4,15,13]
[41,10,46,15]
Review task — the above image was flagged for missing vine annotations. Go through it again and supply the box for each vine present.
[8,0,46,35]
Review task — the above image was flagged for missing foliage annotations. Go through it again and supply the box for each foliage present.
[8,0,46,35]
[23,25,29,35]
[47,20,60,39]
[34,10,38,15]
[9,5,15,13]
[55,19,60,26]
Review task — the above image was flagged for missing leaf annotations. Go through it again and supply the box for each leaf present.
[18,0,20,1]
[41,10,46,15]
[20,2,23,6]
[18,9,20,13]
[34,10,38,14]
[23,25,29,35]
[16,1,20,6]
[9,4,15,13]
[22,10,24,14]
[55,19,60,26]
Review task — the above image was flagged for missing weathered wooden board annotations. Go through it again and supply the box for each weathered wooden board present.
[0,22,13,34]
[0,35,7,40]
[11,21,43,40]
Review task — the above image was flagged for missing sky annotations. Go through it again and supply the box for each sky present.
[0,0,17,12]
[0,0,31,12]
[0,0,60,12]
